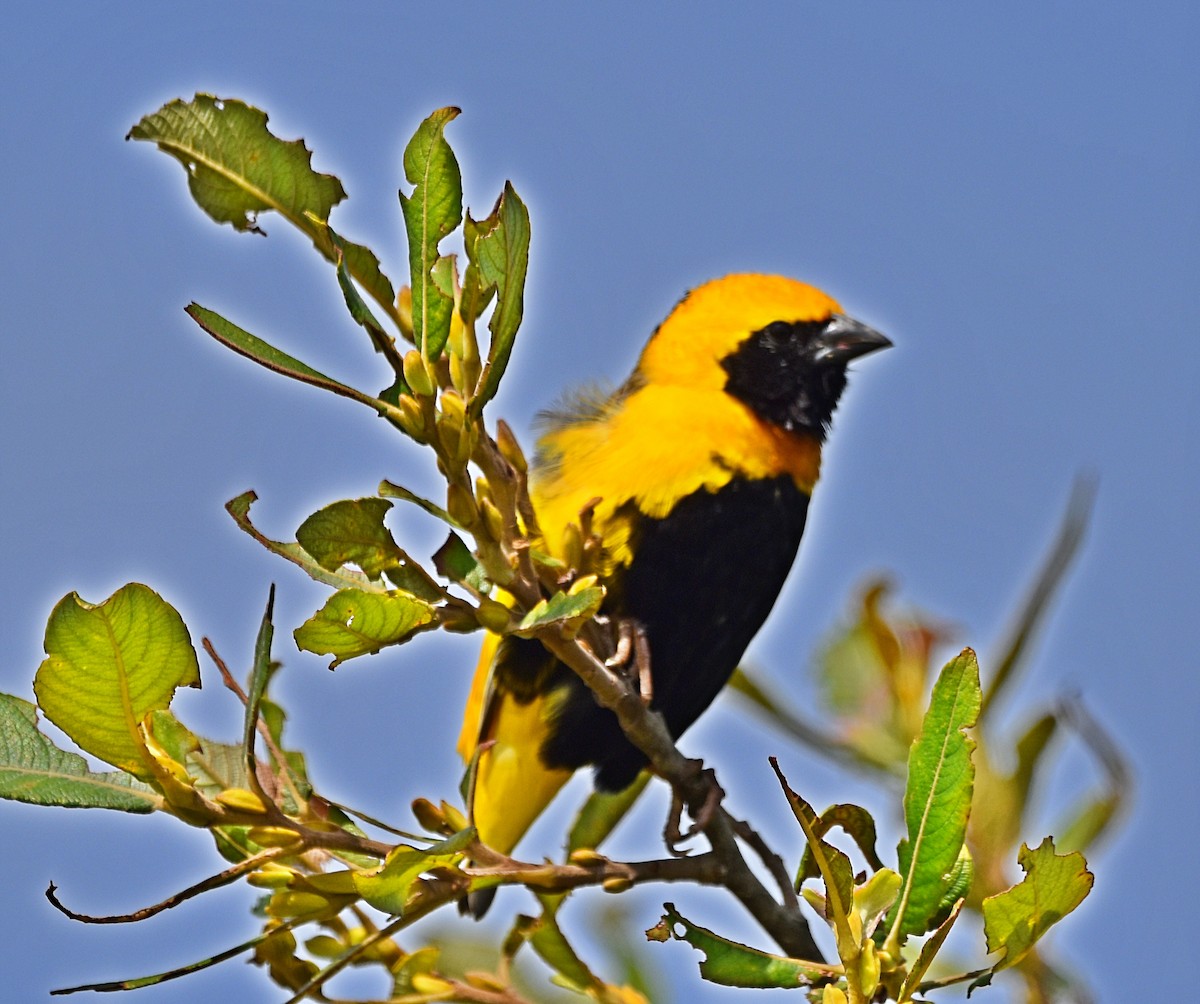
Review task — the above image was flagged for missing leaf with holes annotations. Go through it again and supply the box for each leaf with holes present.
[294,590,436,668]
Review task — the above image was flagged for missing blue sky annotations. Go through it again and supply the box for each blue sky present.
[2,3,1196,1001]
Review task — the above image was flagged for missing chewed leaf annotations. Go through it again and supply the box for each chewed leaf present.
[33,585,200,777]
[294,589,437,668]
[0,694,159,812]
[296,498,403,578]
[129,94,396,320]
[128,94,344,233]
[226,491,386,593]
[652,904,821,988]
[982,837,1092,969]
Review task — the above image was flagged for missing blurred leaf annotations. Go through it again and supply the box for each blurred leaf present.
[514,585,605,637]
[982,477,1094,716]
[567,771,650,853]
[129,94,396,321]
[353,828,475,915]
[294,589,437,668]
[1052,697,1131,853]
[813,580,939,768]
[33,584,200,777]
[226,491,386,593]
[0,694,159,811]
[466,182,531,412]
[820,581,899,718]
[525,911,601,994]
[398,107,462,359]
[1054,793,1122,855]
[653,903,821,989]
[981,837,1092,971]
[888,648,981,941]
[296,498,403,579]
[729,667,899,779]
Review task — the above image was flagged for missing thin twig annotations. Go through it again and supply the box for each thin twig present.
[45,847,291,924]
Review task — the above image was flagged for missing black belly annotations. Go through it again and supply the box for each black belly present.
[535,474,811,790]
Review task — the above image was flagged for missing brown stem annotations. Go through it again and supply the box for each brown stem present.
[44,847,290,924]
[540,631,822,960]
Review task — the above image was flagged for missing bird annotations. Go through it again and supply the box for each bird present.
[456,273,890,913]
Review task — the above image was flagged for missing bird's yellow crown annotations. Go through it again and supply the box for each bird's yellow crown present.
[634,274,842,391]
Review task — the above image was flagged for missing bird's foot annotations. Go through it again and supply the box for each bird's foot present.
[604,617,652,704]
[664,760,725,855]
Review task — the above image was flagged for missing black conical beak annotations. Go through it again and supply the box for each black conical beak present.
[807,314,892,366]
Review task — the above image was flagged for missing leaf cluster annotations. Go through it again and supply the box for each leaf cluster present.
[0,96,1118,1004]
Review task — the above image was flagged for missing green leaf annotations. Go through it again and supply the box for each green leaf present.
[379,479,462,527]
[796,802,885,885]
[244,586,276,760]
[319,219,406,369]
[129,94,396,323]
[33,584,200,777]
[0,694,159,812]
[514,585,605,637]
[899,897,964,1002]
[770,760,855,958]
[226,491,387,593]
[432,531,489,592]
[353,827,474,915]
[53,920,300,995]
[296,498,403,579]
[294,589,437,668]
[888,648,982,942]
[529,910,613,995]
[652,904,821,989]
[467,182,531,413]
[128,94,344,233]
[185,304,402,422]
[982,837,1092,970]
[398,107,462,359]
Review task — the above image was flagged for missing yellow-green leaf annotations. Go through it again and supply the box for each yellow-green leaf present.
[353,828,474,915]
[33,585,199,777]
[982,837,1093,969]
[293,589,436,668]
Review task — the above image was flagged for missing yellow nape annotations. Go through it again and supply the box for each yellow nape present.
[532,383,823,566]
[470,689,573,855]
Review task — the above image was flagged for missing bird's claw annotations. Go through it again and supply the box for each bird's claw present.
[604,618,652,704]
[664,761,725,855]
